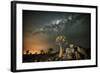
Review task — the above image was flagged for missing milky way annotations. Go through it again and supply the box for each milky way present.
[23,10,91,53]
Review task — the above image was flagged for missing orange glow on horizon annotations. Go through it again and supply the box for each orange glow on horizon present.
[23,33,56,54]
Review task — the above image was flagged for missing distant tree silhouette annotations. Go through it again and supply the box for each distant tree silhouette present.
[35,52,37,55]
[48,48,53,54]
[30,52,32,55]
[26,50,29,55]
[40,50,45,54]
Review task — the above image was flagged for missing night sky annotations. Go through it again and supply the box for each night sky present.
[23,10,91,54]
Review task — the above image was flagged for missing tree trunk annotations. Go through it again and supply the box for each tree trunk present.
[59,46,63,58]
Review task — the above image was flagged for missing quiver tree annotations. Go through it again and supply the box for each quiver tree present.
[56,35,66,58]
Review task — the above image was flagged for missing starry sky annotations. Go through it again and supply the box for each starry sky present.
[23,10,91,54]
